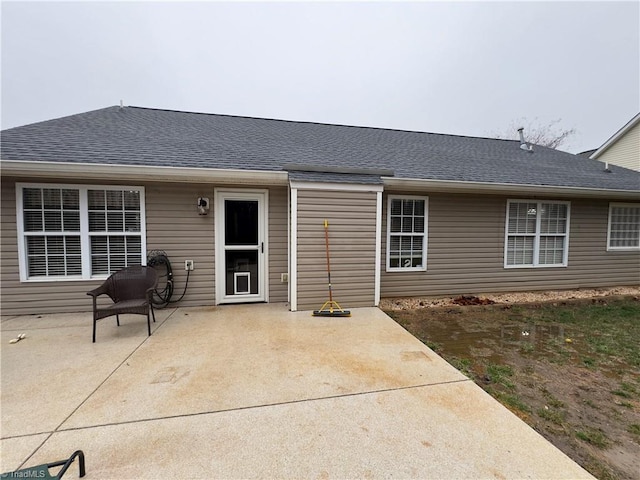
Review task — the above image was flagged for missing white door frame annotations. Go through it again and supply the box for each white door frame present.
[214,188,269,304]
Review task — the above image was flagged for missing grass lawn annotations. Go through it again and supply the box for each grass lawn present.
[384,296,640,480]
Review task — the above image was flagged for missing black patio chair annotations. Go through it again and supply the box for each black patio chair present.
[1,450,85,479]
[87,265,159,343]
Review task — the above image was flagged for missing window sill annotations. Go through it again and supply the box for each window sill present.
[386,267,427,273]
[20,275,109,283]
[504,264,568,269]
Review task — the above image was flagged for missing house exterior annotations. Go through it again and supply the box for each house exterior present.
[1,106,639,316]
[590,112,640,171]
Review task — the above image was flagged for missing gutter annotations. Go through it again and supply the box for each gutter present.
[2,160,637,199]
[0,160,289,185]
[382,177,640,200]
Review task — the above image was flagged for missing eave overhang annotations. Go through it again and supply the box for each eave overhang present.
[2,160,638,200]
[0,160,289,186]
[382,177,640,200]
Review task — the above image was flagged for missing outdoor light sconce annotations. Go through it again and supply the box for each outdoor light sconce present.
[197,197,210,215]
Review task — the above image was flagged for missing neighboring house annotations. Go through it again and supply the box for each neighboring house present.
[1,106,639,316]
[590,112,640,171]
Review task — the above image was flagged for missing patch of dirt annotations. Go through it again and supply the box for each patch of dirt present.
[452,295,496,306]
[380,286,640,310]
[384,292,640,480]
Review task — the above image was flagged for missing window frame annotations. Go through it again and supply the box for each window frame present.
[16,183,146,282]
[504,199,571,269]
[607,202,640,251]
[386,195,429,273]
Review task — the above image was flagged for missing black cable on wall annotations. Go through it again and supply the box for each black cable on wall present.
[147,250,190,308]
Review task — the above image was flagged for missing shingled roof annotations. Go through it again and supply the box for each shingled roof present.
[1,105,639,192]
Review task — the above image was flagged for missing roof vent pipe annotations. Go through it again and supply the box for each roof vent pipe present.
[517,127,534,152]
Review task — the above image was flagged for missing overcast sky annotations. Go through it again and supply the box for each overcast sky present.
[2,1,638,154]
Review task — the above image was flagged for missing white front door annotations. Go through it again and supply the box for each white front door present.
[215,189,268,304]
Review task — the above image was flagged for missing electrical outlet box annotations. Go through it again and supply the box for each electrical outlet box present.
[185,260,194,271]
[281,273,288,283]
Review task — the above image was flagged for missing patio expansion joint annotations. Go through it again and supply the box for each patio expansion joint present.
[12,308,181,470]
[52,377,473,434]
[0,431,55,441]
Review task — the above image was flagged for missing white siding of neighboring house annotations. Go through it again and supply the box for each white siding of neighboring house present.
[596,120,640,172]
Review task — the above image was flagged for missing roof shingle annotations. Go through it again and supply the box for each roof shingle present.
[1,106,638,192]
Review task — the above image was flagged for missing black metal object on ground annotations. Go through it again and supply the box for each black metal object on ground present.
[1,450,86,479]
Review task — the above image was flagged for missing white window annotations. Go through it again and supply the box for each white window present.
[505,200,570,268]
[608,203,640,250]
[17,184,146,281]
[386,195,428,271]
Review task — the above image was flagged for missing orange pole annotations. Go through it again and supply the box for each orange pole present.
[324,219,333,303]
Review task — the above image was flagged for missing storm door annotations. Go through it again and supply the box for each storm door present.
[215,190,267,304]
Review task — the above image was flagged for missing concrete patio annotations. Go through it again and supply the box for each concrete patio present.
[1,304,593,479]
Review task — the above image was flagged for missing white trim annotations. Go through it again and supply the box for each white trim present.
[287,185,291,304]
[386,195,429,272]
[289,180,384,193]
[2,160,289,186]
[503,199,571,268]
[214,188,268,304]
[16,182,146,282]
[374,191,382,306]
[234,272,251,295]
[290,188,298,311]
[607,202,640,251]
[382,177,640,199]
[590,113,640,160]
[5,159,637,199]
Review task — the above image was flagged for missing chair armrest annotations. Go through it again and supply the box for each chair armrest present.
[87,283,109,297]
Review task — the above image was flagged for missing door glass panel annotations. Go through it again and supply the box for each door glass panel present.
[225,200,258,246]
[225,251,258,296]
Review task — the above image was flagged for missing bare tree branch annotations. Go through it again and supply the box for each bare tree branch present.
[491,118,576,149]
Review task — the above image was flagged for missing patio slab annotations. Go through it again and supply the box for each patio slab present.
[0,434,50,473]
[26,383,590,479]
[0,304,594,479]
[1,309,177,437]
[61,305,465,429]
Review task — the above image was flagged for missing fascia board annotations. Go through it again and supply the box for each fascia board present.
[289,180,383,192]
[590,113,640,160]
[0,160,289,185]
[383,177,640,200]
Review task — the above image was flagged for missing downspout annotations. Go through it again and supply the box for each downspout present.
[374,191,382,306]
[290,188,298,311]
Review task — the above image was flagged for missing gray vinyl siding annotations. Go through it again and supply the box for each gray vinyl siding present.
[145,183,215,308]
[268,186,289,303]
[597,121,640,171]
[295,189,377,311]
[380,192,640,298]
[1,179,289,315]
[2,179,105,314]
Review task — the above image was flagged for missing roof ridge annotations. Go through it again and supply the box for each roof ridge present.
[126,105,521,144]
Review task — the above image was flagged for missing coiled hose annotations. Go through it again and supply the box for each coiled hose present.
[147,250,190,308]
